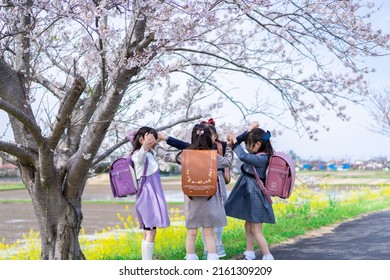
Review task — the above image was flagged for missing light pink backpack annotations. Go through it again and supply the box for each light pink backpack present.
[253,152,295,204]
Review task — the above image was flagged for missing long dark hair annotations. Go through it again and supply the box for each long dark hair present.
[204,123,222,144]
[131,126,158,154]
[187,124,213,150]
[245,128,274,156]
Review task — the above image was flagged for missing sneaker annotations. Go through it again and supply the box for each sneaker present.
[202,250,208,260]
[207,253,219,260]
[186,254,199,260]
[217,245,226,258]
[243,251,256,260]
[262,254,274,260]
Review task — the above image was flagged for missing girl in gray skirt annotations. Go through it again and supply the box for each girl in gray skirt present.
[225,127,275,260]
[156,123,233,260]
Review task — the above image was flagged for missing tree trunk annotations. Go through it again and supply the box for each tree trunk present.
[29,175,86,260]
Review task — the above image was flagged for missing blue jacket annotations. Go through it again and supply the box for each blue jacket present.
[166,131,247,155]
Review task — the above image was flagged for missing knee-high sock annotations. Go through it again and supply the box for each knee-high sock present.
[214,226,223,246]
[141,240,154,260]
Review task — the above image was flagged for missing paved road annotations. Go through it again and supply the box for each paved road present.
[257,209,390,260]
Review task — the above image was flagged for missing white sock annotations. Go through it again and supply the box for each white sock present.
[142,240,154,260]
[244,251,256,260]
[141,239,145,259]
[207,253,219,260]
[186,253,199,260]
[214,226,223,246]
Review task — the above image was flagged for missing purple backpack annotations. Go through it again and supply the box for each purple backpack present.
[109,155,148,198]
[253,152,296,204]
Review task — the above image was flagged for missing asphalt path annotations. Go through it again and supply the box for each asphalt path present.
[262,209,390,260]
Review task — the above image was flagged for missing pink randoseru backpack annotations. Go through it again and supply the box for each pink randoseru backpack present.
[253,151,296,204]
[265,152,295,199]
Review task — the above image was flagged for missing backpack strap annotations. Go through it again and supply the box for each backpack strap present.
[138,156,149,186]
[127,152,149,177]
[252,166,273,204]
[143,156,149,176]
[128,153,149,192]
[216,142,223,156]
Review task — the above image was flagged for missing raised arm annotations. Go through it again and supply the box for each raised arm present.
[217,146,233,168]
[158,132,190,150]
[155,144,182,164]
[233,144,268,169]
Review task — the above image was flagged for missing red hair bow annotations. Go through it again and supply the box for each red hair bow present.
[201,118,216,126]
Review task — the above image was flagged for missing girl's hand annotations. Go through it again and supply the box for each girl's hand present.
[250,121,259,130]
[227,133,237,146]
[143,133,156,150]
[158,132,167,142]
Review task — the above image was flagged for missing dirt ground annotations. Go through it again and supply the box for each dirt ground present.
[0,201,149,244]
[0,176,188,244]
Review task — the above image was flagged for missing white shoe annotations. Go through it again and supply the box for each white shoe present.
[262,254,274,260]
[217,245,226,258]
[186,254,199,260]
[243,251,256,260]
[207,253,219,260]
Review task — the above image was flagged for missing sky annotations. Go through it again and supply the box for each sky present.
[280,0,390,161]
[1,1,389,162]
[237,0,390,162]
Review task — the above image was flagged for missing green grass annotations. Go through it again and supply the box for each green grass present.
[0,183,25,191]
[297,169,390,179]
[300,170,389,176]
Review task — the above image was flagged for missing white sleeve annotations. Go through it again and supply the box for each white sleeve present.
[132,149,159,179]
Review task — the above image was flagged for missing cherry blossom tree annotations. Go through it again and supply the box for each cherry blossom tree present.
[367,87,390,137]
[0,0,389,259]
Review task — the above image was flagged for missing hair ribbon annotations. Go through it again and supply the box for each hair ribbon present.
[262,130,271,142]
[200,118,216,126]
[128,130,138,142]
[196,129,205,136]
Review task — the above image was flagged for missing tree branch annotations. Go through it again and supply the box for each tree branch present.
[0,151,18,166]
[0,140,37,165]
[0,98,46,147]
[48,76,86,150]
[91,114,202,166]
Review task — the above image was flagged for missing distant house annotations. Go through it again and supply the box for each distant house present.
[315,161,327,170]
[327,163,337,171]
[293,155,389,172]
[302,163,312,170]
[341,163,351,170]
[0,162,19,177]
